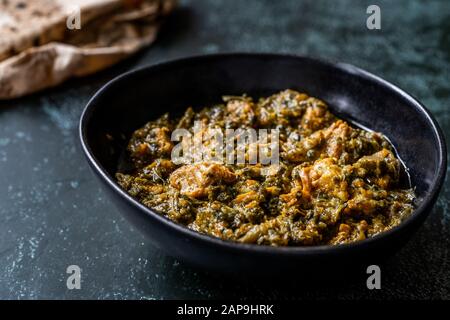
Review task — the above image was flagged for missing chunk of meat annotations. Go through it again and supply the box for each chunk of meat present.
[233,190,261,211]
[283,129,326,163]
[225,98,255,127]
[300,98,335,132]
[323,120,352,159]
[294,158,349,201]
[345,189,387,215]
[285,120,390,165]
[128,126,173,167]
[257,90,309,126]
[352,148,400,189]
[169,163,236,198]
[283,120,352,163]
[323,121,391,164]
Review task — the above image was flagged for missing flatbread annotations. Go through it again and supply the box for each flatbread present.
[0,0,123,62]
[0,0,175,99]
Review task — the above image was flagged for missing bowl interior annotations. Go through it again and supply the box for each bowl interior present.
[82,54,445,217]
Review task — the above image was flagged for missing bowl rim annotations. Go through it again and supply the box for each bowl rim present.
[79,52,447,256]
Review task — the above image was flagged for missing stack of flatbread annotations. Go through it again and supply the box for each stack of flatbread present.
[0,0,176,99]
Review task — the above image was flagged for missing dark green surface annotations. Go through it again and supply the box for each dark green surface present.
[0,0,449,299]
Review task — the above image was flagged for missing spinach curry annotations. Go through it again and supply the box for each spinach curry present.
[116,90,415,246]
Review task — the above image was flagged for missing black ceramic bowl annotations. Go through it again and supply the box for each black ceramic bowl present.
[80,54,446,275]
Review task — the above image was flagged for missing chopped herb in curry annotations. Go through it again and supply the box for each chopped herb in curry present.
[116,90,415,246]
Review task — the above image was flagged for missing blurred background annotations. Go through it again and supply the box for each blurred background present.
[0,0,449,299]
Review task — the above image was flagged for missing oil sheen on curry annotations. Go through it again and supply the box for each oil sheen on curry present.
[116,90,415,246]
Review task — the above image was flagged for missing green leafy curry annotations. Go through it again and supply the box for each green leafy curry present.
[116,90,415,246]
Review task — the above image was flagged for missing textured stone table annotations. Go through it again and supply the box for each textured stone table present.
[0,0,449,299]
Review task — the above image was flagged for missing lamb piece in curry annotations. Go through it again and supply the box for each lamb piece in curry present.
[116,90,415,246]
